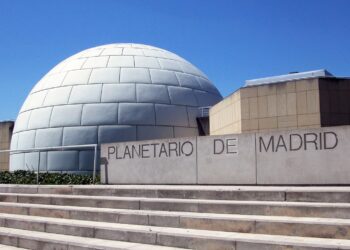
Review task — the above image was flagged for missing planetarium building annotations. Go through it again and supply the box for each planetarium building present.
[10,43,223,173]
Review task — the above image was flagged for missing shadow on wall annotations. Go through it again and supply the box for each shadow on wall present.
[0,121,14,171]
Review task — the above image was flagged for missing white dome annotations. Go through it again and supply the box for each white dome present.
[10,43,222,173]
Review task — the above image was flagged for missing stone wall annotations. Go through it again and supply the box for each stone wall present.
[210,91,241,134]
[101,125,349,185]
[0,121,14,171]
[210,78,321,135]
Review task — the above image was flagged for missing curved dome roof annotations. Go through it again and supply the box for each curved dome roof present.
[10,43,222,173]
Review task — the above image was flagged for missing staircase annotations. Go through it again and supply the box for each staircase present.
[0,185,350,249]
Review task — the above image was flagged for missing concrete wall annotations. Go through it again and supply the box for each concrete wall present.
[0,121,14,171]
[101,125,350,185]
[210,78,321,135]
[101,137,197,184]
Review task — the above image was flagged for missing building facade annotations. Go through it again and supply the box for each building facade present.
[210,70,350,135]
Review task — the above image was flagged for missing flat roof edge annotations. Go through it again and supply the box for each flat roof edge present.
[245,69,333,87]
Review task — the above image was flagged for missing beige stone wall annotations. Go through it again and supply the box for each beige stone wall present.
[210,91,241,135]
[0,122,14,171]
[210,78,321,135]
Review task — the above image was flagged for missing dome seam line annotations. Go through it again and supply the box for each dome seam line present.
[19,101,209,115]
[13,124,199,135]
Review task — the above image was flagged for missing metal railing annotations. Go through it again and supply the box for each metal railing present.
[0,144,99,184]
[198,106,211,117]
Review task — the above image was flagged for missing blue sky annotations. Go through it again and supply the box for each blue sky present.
[0,0,349,120]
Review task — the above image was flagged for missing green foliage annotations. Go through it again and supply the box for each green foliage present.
[0,170,100,185]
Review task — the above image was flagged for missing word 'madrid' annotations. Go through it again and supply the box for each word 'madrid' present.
[259,131,338,153]
[107,140,194,160]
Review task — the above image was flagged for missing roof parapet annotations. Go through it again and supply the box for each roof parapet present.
[245,69,333,87]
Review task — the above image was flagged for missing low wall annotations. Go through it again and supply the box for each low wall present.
[100,125,348,185]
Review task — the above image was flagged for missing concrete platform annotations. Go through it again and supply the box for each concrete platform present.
[3,184,350,202]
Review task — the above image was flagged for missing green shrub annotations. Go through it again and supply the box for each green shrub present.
[0,170,100,185]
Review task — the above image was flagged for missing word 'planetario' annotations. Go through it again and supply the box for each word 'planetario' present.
[107,141,194,160]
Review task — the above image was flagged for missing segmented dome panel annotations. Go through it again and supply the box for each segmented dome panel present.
[10,43,222,173]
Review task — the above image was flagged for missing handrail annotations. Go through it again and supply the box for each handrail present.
[0,144,99,184]
[0,144,97,153]
[198,106,211,117]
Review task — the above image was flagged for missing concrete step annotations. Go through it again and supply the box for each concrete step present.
[0,226,186,250]
[0,244,27,249]
[2,184,350,202]
[2,193,350,218]
[1,202,350,239]
[1,185,350,249]
[2,211,350,240]
[0,214,350,249]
